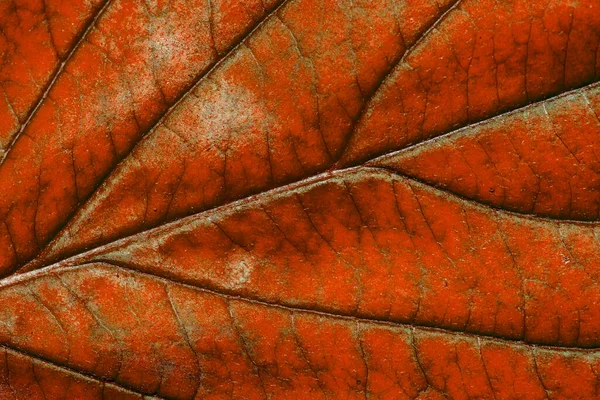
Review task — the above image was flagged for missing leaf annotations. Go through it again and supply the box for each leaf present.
[1,0,600,398]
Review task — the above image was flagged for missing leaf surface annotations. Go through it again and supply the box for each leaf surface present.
[0,0,106,156]
[0,0,285,275]
[374,84,600,220]
[3,263,600,399]
[1,0,600,398]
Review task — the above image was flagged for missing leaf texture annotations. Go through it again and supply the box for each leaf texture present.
[0,0,285,275]
[1,0,600,398]
[3,263,600,399]
[0,347,150,399]
[374,83,600,220]
[0,0,106,156]
[42,168,600,347]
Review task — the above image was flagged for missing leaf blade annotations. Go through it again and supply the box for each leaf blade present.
[373,82,600,220]
[21,167,600,348]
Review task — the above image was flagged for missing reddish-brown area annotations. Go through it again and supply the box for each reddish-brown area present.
[0,0,105,154]
[2,264,600,399]
[340,0,600,165]
[0,347,142,399]
[1,0,600,398]
[63,169,600,348]
[25,0,457,271]
[0,0,283,275]
[19,0,600,274]
[376,84,600,220]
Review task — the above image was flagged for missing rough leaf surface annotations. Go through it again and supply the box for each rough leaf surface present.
[1,0,600,398]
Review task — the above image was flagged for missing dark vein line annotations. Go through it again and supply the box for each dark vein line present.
[16,158,600,282]
[365,165,600,225]
[31,357,48,400]
[0,0,112,166]
[0,345,163,399]
[368,81,600,167]
[4,348,18,399]
[290,312,326,394]
[409,328,432,392]
[332,0,463,166]
[477,337,498,400]
[7,261,600,354]
[532,346,552,399]
[164,285,202,397]
[85,163,600,259]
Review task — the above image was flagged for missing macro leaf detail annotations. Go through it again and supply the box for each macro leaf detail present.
[1,0,600,398]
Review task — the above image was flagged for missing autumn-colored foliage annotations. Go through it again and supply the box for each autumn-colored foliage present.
[1,0,600,398]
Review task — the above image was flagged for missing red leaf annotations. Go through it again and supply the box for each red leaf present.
[1,0,600,398]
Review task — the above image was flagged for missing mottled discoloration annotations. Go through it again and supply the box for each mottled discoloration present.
[24,0,457,273]
[1,0,600,398]
[1,263,600,398]
[0,0,287,276]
